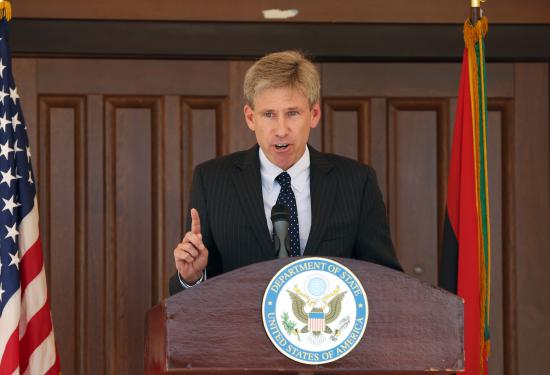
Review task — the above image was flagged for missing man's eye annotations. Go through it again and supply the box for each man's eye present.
[288,111,299,117]
[263,112,274,118]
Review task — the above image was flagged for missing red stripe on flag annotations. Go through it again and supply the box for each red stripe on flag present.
[446,48,469,234]
[19,238,44,293]
[19,302,53,373]
[45,353,61,375]
[0,329,19,375]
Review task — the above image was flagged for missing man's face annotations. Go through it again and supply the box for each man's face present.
[244,86,321,170]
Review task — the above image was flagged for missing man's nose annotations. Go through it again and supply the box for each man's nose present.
[274,117,289,137]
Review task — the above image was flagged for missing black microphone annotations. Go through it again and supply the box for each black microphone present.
[271,204,290,258]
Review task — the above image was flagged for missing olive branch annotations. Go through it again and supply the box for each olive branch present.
[281,312,301,341]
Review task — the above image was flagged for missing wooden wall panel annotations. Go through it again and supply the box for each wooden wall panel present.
[104,97,164,375]
[387,99,449,285]
[514,64,550,374]
[323,99,370,164]
[85,94,106,375]
[36,59,229,96]
[485,100,517,375]
[494,99,518,375]
[14,0,550,23]
[38,96,86,375]
[322,64,514,98]
[228,61,256,153]
[179,97,228,240]
[487,110,504,375]
[370,98,389,201]
[162,96,183,299]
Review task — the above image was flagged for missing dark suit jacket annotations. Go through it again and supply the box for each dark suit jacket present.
[169,145,402,295]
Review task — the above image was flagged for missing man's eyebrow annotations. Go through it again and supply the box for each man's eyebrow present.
[257,106,302,112]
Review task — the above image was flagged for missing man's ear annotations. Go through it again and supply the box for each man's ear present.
[310,103,321,129]
[244,104,255,131]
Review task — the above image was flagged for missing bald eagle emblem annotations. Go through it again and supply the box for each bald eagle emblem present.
[282,284,348,345]
[263,258,369,364]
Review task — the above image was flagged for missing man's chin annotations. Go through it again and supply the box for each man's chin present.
[273,157,295,171]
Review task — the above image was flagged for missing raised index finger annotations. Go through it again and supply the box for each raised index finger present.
[190,208,201,235]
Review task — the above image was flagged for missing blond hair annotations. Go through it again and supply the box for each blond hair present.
[243,50,320,108]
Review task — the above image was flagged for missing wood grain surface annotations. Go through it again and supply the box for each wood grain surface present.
[146,257,463,374]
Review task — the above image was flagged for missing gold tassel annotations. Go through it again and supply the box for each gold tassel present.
[0,1,12,21]
[463,16,488,47]
[463,16,489,151]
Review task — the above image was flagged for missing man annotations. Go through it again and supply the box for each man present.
[169,51,402,295]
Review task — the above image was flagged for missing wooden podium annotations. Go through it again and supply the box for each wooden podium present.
[145,257,464,374]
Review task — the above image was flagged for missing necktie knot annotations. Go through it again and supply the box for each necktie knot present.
[276,172,291,189]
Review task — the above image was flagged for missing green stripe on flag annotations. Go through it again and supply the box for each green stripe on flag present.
[475,37,491,343]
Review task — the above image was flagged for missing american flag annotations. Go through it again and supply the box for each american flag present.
[0,18,61,375]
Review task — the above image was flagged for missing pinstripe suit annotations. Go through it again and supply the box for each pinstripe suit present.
[169,145,402,295]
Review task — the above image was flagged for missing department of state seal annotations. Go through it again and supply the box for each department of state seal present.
[262,258,368,365]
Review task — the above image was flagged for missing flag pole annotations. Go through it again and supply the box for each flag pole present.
[471,0,483,24]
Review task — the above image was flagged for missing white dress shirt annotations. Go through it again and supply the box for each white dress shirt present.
[259,146,311,254]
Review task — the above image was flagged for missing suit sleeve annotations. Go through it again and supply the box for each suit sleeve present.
[354,167,403,272]
[168,165,223,295]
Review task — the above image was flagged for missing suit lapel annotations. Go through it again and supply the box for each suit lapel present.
[230,145,274,258]
[304,146,337,255]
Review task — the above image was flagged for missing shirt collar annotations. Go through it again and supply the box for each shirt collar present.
[259,146,310,193]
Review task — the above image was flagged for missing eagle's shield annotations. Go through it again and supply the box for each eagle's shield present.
[308,311,326,332]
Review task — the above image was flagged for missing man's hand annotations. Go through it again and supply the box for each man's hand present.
[173,208,209,284]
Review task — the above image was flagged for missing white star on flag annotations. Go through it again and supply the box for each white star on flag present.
[14,139,23,153]
[0,88,7,105]
[1,168,17,187]
[11,112,21,129]
[26,145,31,162]
[8,251,20,269]
[0,282,4,302]
[0,140,13,159]
[28,170,34,184]
[0,113,10,132]
[0,58,4,78]
[5,223,19,243]
[2,195,20,215]
[9,86,19,104]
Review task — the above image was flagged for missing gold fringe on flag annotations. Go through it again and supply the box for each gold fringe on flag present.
[0,0,12,21]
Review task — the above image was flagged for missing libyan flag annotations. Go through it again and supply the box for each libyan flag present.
[439,17,491,375]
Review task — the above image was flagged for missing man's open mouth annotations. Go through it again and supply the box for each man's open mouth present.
[275,143,289,150]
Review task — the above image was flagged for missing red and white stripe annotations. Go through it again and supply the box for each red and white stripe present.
[308,318,326,332]
[0,200,60,375]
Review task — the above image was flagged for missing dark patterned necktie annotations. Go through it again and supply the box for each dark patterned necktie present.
[275,172,300,257]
